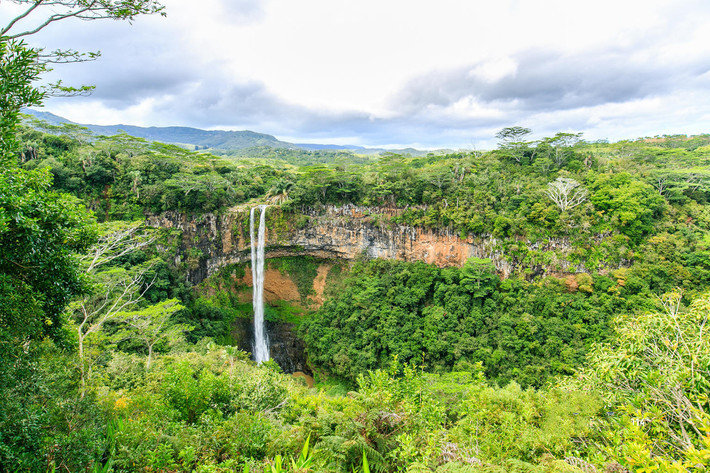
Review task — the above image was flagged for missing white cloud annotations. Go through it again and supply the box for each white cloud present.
[468,58,518,84]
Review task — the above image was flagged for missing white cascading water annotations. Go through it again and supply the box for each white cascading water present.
[250,205,270,363]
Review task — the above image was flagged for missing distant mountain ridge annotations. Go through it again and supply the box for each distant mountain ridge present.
[24,110,297,150]
[23,109,434,155]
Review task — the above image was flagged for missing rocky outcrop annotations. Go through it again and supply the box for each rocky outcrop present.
[147,205,583,285]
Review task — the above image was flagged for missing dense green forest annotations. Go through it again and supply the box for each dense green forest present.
[3,7,710,471]
[4,113,710,472]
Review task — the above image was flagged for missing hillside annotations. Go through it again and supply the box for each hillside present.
[22,109,434,156]
[24,109,296,150]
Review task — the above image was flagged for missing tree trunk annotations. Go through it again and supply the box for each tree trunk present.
[146,344,153,370]
[78,328,86,398]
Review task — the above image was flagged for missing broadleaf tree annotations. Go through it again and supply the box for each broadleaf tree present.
[114,299,191,370]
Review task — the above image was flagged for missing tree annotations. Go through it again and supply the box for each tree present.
[301,165,336,202]
[423,165,453,193]
[460,258,499,300]
[0,27,103,470]
[1,0,166,336]
[1,0,166,159]
[0,168,96,345]
[114,299,190,370]
[496,126,533,164]
[589,173,665,241]
[653,173,670,196]
[266,179,293,205]
[72,265,153,394]
[541,132,583,167]
[1,1,165,40]
[80,220,156,272]
[0,40,44,163]
[68,221,158,394]
[0,167,97,470]
[570,291,710,463]
[545,177,588,212]
[0,3,168,468]
[496,126,532,144]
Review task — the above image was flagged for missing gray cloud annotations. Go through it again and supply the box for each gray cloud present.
[392,48,710,115]
[32,15,202,105]
[55,59,198,106]
[156,79,297,125]
[149,76,374,134]
[145,42,710,147]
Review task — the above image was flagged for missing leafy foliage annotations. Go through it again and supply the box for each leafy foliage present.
[0,40,44,163]
[568,291,710,468]
[302,258,639,387]
[0,167,95,343]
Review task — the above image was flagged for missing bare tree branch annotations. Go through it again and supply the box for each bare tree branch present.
[0,0,43,37]
[80,221,157,272]
[2,0,165,40]
[5,4,96,39]
[545,177,588,212]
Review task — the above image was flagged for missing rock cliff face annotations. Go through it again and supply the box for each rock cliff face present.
[147,205,581,285]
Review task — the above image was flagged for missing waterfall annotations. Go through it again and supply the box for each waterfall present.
[250,205,269,363]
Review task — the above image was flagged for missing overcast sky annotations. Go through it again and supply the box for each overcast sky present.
[5,0,710,148]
